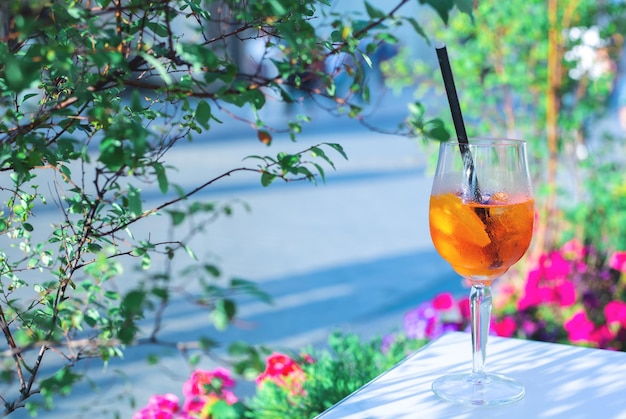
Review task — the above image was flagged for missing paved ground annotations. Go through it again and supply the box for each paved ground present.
[7,82,626,418]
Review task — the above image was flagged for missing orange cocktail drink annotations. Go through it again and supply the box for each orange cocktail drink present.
[429,192,534,284]
[428,138,534,406]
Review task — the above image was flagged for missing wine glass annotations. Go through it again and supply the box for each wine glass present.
[429,137,534,406]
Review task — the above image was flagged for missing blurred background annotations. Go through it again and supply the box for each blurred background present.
[5,0,626,417]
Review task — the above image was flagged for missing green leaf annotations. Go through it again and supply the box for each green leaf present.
[195,100,211,129]
[310,147,335,169]
[313,163,326,183]
[167,210,186,226]
[228,341,254,356]
[419,0,454,24]
[141,253,151,270]
[189,353,202,367]
[104,291,119,300]
[453,0,475,21]
[139,52,173,85]
[127,185,142,217]
[405,17,428,41]
[261,171,275,187]
[209,400,239,419]
[4,54,40,93]
[211,299,237,331]
[184,244,198,260]
[121,290,145,316]
[39,367,82,397]
[268,0,287,15]
[324,143,348,160]
[359,50,373,69]
[424,118,451,141]
[196,337,217,351]
[153,162,168,194]
[364,1,386,19]
[204,264,220,277]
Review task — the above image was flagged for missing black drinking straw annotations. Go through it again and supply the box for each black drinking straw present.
[435,44,482,201]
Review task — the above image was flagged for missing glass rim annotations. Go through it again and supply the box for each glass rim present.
[440,137,526,146]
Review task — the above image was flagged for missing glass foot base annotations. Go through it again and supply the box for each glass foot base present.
[432,372,525,406]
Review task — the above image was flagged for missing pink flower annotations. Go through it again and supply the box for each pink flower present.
[182,368,235,399]
[518,252,577,310]
[608,251,626,272]
[432,292,454,310]
[180,367,238,417]
[589,324,615,348]
[564,310,595,343]
[458,297,470,321]
[561,239,587,259]
[133,394,180,419]
[544,251,571,278]
[604,300,626,329]
[492,317,517,337]
[183,390,238,416]
[555,281,577,307]
[182,396,207,416]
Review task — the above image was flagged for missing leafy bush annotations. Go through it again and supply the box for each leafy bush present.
[134,332,427,419]
[246,332,425,419]
[0,0,468,415]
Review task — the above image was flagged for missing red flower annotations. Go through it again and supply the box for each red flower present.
[256,353,306,395]
[564,310,595,343]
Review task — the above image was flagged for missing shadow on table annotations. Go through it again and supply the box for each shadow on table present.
[321,333,626,418]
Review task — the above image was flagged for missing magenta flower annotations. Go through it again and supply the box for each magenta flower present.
[589,324,616,348]
[564,310,595,343]
[608,251,626,272]
[518,251,577,310]
[132,394,180,419]
[180,367,238,417]
[492,317,517,338]
[604,300,626,329]
[542,250,571,278]
[432,292,454,310]
[556,280,577,306]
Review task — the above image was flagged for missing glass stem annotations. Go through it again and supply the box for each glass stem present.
[470,283,492,378]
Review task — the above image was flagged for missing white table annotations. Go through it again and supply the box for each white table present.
[316,332,626,419]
